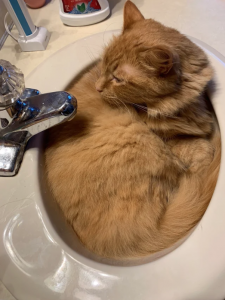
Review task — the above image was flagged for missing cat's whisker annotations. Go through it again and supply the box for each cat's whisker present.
[123,100,149,113]
[103,22,121,46]
[92,64,101,78]
[85,46,99,64]
[147,105,176,118]
[108,96,135,122]
[124,100,180,119]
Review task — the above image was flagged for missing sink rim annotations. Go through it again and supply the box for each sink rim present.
[1,31,225,300]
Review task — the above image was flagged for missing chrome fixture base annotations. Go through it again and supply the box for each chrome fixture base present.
[0,60,77,176]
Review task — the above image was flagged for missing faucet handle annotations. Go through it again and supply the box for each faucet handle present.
[0,60,25,109]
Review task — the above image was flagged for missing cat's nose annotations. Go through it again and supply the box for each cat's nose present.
[95,82,103,93]
[96,87,103,93]
[96,86,103,93]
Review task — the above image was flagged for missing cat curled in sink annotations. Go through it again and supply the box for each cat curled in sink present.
[45,1,221,259]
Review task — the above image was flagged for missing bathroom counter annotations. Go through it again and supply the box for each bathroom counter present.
[1,0,225,78]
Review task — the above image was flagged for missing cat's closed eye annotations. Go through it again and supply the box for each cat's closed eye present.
[112,75,123,83]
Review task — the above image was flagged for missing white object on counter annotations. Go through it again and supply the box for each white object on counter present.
[2,0,50,51]
[59,0,110,26]
[18,26,50,51]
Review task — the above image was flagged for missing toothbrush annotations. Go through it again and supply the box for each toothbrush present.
[2,0,51,52]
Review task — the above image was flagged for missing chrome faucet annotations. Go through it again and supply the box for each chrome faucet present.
[0,60,77,176]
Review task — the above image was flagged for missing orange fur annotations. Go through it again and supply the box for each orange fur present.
[44,1,221,259]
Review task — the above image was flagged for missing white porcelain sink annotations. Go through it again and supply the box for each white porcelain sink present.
[1,31,225,300]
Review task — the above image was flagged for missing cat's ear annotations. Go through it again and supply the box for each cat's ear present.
[123,1,145,32]
[141,45,180,76]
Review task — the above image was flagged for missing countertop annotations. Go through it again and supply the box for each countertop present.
[0,0,225,78]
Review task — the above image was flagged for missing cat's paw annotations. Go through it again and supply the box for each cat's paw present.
[188,141,215,173]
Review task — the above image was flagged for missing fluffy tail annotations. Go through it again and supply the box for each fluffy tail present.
[158,131,221,250]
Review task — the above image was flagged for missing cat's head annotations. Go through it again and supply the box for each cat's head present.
[95,1,213,116]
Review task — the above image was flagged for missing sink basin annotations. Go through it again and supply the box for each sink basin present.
[1,31,225,300]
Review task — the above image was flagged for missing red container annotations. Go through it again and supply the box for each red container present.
[62,0,101,13]
[62,0,74,12]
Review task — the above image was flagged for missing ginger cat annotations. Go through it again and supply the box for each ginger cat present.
[44,1,220,259]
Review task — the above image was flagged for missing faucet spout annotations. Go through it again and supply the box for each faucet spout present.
[0,59,77,176]
[0,91,77,140]
[0,90,77,176]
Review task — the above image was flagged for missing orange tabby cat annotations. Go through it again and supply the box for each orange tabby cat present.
[45,1,220,259]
